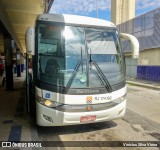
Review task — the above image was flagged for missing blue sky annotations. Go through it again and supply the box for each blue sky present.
[50,0,160,21]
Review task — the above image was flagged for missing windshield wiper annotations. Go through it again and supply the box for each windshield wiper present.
[89,50,112,92]
[90,68,104,86]
[63,49,83,94]
[63,59,83,94]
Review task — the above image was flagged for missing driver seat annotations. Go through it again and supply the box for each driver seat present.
[45,59,60,74]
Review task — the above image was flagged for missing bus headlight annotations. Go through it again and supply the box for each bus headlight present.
[112,94,126,104]
[37,97,62,108]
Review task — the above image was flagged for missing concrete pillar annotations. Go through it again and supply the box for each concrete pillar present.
[20,54,24,72]
[4,37,13,90]
[111,0,135,25]
[16,48,21,77]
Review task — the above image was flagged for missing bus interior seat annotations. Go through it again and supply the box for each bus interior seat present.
[45,59,60,74]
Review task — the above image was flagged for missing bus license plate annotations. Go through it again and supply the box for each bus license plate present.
[80,115,96,122]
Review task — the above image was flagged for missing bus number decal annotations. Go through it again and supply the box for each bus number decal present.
[94,96,112,101]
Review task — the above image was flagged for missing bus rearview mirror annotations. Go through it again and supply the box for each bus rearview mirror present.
[26,27,35,55]
[119,33,139,59]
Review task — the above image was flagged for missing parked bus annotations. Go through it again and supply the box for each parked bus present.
[26,14,139,126]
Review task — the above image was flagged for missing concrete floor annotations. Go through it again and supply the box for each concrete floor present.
[127,85,160,124]
[0,72,29,142]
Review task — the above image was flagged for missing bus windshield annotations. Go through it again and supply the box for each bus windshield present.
[37,22,125,89]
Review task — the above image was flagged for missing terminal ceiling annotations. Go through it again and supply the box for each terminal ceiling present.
[0,0,54,55]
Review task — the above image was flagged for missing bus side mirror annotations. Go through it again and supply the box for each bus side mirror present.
[119,33,139,59]
[26,27,35,55]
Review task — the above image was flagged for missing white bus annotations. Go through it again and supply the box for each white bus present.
[26,14,139,126]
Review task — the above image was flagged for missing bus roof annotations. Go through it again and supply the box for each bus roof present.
[37,14,116,28]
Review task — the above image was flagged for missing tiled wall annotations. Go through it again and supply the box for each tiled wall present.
[137,66,160,82]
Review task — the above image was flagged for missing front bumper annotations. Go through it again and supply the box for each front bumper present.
[36,100,126,126]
